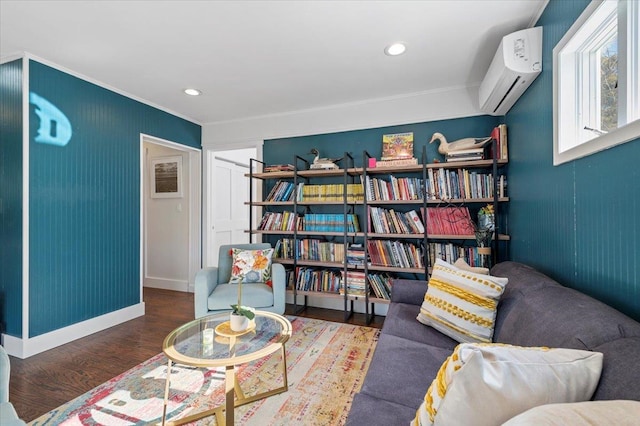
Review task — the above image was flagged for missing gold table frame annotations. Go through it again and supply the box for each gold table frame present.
[161,311,292,425]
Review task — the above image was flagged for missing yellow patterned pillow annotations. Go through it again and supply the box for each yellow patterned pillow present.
[413,343,604,426]
[417,258,507,343]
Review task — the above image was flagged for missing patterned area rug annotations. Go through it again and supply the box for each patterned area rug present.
[30,317,379,425]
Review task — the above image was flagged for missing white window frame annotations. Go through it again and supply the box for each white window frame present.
[553,0,640,165]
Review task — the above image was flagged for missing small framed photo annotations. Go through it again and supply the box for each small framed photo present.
[150,155,183,198]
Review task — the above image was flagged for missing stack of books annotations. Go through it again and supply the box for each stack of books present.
[346,244,366,266]
[445,148,485,162]
[263,164,294,172]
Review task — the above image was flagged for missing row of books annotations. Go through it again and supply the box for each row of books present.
[264,169,504,203]
[367,273,393,300]
[304,213,360,232]
[427,168,507,200]
[368,207,425,234]
[258,211,302,231]
[264,181,366,203]
[292,267,341,293]
[274,238,345,263]
[265,180,296,202]
[338,271,393,300]
[427,242,491,269]
[367,240,424,269]
[362,175,426,202]
[298,183,364,202]
[257,212,360,232]
[424,207,475,235]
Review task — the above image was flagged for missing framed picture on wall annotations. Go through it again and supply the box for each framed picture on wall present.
[150,155,183,198]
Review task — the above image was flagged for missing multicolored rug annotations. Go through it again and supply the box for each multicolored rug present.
[30,317,379,425]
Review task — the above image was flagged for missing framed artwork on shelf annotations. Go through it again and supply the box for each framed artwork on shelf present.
[150,155,183,198]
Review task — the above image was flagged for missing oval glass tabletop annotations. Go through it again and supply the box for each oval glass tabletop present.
[162,311,292,367]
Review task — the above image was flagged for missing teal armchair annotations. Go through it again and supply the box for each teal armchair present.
[194,243,286,318]
[1,345,27,426]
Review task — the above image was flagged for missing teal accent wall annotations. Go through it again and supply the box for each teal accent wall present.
[506,0,640,320]
[0,59,24,337]
[264,116,500,168]
[26,60,201,337]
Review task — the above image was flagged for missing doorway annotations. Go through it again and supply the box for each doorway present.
[141,134,201,293]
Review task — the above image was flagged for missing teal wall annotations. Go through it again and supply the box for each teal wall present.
[264,116,500,168]
[0,59,24,336]
[24,60,201,337]
[507,0,640,320]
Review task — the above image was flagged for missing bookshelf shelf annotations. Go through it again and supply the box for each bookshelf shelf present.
[427,233,510,241]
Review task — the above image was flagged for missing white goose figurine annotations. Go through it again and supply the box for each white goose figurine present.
[309,148,340,170]
[429,132,492,155]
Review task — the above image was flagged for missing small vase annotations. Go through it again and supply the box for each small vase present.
[230,312,249,332]
[475,229,493,269]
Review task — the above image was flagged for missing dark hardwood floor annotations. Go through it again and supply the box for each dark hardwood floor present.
[8,288,384,422]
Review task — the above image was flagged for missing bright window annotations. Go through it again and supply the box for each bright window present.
[553,0,640,165]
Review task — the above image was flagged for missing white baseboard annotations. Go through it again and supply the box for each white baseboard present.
[144,276,190,292]
[1,302,145,359]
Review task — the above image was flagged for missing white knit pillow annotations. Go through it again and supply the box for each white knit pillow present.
[503,400,640,426]
[417,259,507,343]
[413,343,604,426]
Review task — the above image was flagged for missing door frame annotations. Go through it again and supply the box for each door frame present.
[140,134,202,295]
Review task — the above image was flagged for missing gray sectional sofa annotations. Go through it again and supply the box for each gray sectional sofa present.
[346,261,640,425]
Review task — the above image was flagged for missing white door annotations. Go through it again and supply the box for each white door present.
[204,149,256,267]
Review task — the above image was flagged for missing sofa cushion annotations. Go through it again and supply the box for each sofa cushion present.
[502,400,640,426]
[417,259,508,343]
[344,392,417,426]
[414,343,603,426]
[591,337,640,401]
[207,283,274,311]
[383,302,459,349]
[359,333,454,410]
[491,262,640,350]
[229,248,274,285]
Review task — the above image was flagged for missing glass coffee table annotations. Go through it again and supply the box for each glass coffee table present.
[161,311,292,426]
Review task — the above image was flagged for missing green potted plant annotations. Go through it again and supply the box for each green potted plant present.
[230,303,255,331]
[229,280,256,331]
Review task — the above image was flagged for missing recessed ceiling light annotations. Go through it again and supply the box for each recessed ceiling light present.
[184,88,202,96]
[384,43,407,56]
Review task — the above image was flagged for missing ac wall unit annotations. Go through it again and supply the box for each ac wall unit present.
[479,26,543,116]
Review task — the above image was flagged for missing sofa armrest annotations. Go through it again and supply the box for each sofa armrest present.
[391,279,428,305]
[0,346,9,403]
[271,262,286,315]
[194,267,219,318]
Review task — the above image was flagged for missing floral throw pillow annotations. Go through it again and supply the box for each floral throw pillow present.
[229,248,274,286]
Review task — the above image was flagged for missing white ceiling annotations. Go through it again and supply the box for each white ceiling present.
[0,0,547,126]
